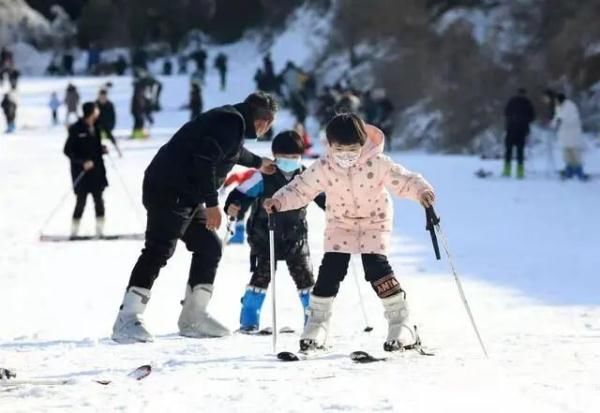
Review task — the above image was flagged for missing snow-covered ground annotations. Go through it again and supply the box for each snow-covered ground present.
[2,36,600,413]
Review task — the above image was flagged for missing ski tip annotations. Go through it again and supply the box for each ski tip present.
[350,350,386,363]
[276,351,300,362]
[129,364,152,380]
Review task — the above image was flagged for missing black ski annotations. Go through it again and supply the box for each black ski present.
[0,364,151,387]
[237,326,295,336]
[40,233,144,242]
[350,351,387,363]
[349,344,434,364]
[276,345,331,362]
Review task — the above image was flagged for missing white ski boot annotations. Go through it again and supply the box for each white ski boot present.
[112,286,154,343]
[96,217,105,237]
[299,295,334,351]
[382,292,410,351]
[70,219,81,238]
[178,284,230,338]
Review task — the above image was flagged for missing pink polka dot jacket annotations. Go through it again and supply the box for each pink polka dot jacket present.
[272,125,434,255]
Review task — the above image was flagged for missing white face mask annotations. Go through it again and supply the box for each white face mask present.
[333,151,361,168]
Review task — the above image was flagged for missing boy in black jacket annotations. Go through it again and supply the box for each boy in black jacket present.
[225,131,325,332]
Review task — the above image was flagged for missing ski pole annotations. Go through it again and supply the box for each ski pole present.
[39,170,86,237]
[268,211,278,353]
[106,154,144,227]
[425,206,489,358]
[350,256,373,332]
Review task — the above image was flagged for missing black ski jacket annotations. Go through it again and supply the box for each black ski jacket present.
[505,95,536,133]
[224,167,325,258]
[63,119,108,194]
[144,102,263,207]
[96,99,116,131]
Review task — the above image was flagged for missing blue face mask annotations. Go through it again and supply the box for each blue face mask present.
[276,158,301,173]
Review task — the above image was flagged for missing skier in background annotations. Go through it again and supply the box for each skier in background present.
[96,88,122,156]
[64,83,80,126]
[264,114,435,353]
[503,88,536,179]
[63,102,109,238]
[214,52,228,91]
[190,47,207,84]
[131,81,147,139]
[225,131,325,333]
[111,92,278,344]
[189,82,203,120]
[1,92,17,133]
[49,92,61,125]
[552,93,588,180]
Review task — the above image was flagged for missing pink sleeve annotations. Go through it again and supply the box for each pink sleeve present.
[382,157,434,202]
[272,162,325,211]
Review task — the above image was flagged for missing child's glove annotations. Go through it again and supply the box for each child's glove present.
[420,190,435,208]
[226,203,241,217]
[263,198,281,213]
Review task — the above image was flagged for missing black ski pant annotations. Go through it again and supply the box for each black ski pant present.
[128,191,222,291]
[133,113,144,130]
[73,191,105,219]
[504,129,527,166]
[249,251,314,291]
[313,252,402,298]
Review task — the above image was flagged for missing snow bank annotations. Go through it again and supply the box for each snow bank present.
[0,0,51,46]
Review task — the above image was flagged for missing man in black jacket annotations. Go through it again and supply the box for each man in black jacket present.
[503,88,536,178]
[63,102,108,238]
[112,92,278,343]
[95,88,121,156]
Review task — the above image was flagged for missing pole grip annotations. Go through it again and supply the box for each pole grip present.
[425,206,441,260]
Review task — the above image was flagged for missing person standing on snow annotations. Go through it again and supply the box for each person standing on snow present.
[264,113,435,353]
[95,88,122,156]
[63,102,109,238]
[111,92,279,344]
[552,93,588,180]
[189,82,203,120]
[503,88,536,179]
[49,92,61,125]
[1,92,17,133]
[64,83,80,126]
[131,81,147,139]
[214,53,228,91]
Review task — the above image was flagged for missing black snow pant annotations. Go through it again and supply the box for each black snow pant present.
[128,188,223,291]
[313,252,402,298]
[504,128,527,166]
[73,191,105,219]
[133,113,144,130]
[249,250,314,291]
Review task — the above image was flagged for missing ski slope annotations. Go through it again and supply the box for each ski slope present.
[1,38,600,413]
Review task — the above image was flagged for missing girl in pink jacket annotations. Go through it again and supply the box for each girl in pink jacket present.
[264,113,435,352]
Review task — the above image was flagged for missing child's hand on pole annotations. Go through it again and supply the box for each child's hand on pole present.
[420,190,435,208]
[226,203,241,217]
[263,198,281,213]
